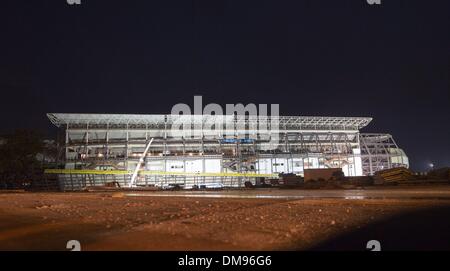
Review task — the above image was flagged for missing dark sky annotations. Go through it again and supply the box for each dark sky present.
[0,0,449,171]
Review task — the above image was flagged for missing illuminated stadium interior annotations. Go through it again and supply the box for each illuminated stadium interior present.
[47,113,409,190]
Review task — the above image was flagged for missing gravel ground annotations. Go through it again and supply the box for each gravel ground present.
[0,188,449,250]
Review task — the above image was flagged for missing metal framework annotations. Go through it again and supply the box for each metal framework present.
[47,113,407,190]
[359,133,408,176]
[47,113,372,130]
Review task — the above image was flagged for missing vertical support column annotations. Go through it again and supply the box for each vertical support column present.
[145,124,149,183]
[201,116,204,154]
[284,132,289,153]
[300,133,304,153]
[164,116,167,184]
[85,123,89,162]
[328,133,334,167]
[164,156,167,184]
[236,140,240,186]
[105,123,109,160]
[270,157,274,174]
[183,157,187,185]
[361,135,373,175]
[201,136,204,154]
[314,133,319,153]
[65,123,69,168]
[344,133,355,176]
[125,123,129,170]
[202,156,206,184]
[164,116,167,155]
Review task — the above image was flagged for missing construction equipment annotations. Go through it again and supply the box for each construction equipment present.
[374,167,413,184]
[304,168,344,182]
[278,173,303,188]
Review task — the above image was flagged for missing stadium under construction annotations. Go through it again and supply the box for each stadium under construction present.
[46,113,409,190]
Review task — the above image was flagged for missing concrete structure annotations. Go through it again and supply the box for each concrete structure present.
[47,113,409,190]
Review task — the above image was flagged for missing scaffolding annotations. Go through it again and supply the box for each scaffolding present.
[47,113,408,190]
[359,133,409,176]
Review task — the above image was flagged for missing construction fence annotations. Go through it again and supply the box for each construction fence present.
[44,169,277,191]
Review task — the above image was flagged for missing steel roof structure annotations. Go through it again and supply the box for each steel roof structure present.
[47,113,372,130]
[45,113,410,191]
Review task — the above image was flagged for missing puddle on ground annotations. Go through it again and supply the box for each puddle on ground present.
[124,193,369,200]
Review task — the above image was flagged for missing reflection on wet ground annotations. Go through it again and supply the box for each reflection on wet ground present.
[125,186,450,200]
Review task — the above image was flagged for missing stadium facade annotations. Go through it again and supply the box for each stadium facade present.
[47,113,409,190]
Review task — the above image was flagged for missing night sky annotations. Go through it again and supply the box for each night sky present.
[0,0,448,171]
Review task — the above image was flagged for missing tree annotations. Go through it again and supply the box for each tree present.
[0,130,44,187]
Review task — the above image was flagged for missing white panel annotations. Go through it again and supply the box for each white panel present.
[266,159,272,174]
[257,159,272,174]
[185,159,203,173]
[146,160,164,171]
[353,148,363,176]
[304,157,319,169]
[204,159,221,173]
[292,158,303,174]
[273,158,288,173]
[166,160,185,173]
[342,164,350,177]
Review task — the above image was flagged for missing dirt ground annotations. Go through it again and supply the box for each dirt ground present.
[1,187,450,250]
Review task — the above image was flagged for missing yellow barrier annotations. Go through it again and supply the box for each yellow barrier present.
[44,169,277,178]
[44,169,129,175]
